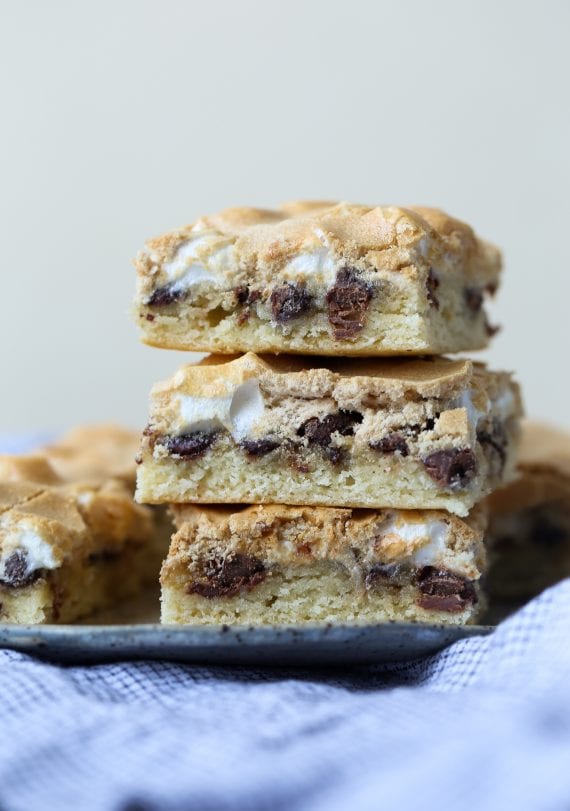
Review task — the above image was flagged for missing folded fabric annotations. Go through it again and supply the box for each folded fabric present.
[0,580,569,811]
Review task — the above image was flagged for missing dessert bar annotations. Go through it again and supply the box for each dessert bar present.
[137,353,522,516]
[134,202,501,356]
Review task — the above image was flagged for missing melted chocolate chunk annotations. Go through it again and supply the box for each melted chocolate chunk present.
[369,433,409,457]
[270,283,313,324]
[365,563,408,588]
[464,287,484,312]
[326,268,373,339]
[235,286,261,306]
[416,565,477,612]
[426,269,440,309]
[298,411,362,447]
[147,284,184,308]
[240,438,281,457]
[235,286,250,305]
[187,553,266,599]
[163,431,219,459]
[297,411,361,466]
[0,550,41,589]
[235,286,262,325]
[423,448,477,489]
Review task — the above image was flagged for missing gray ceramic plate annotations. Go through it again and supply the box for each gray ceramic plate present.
[0,594,493,666]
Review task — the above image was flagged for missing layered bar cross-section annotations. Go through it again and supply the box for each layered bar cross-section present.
[136,353,522,516]
[134,202,501,356]
[161,503,488,626]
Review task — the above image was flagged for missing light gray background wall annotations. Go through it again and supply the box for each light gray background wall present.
[1,0,568,432]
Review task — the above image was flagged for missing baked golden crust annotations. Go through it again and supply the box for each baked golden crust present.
[167,502,485,574]
[145,352,520,441]
[151,352,490,407]
[137,202,500,283]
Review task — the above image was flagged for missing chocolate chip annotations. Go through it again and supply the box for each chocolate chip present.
[326,268,374,339]
[422,448,477,488]
[145,314,155,322]
[485,317,501,337]
[187,553,266,599]
[146,283,184,308]
[235,286,261,306]
[325,447,345,465]
[270,283,313,324]
[464,287,484,312]
[365,563,408,588]
[0,550,41,589]
[240,438,281,457]
[235,286,250,305]
[298,411,362,446]
[416,565,477,612]
[369,433,409,457]
[426,269,440,309]
[297,411,362,466]
[162,431,219,459]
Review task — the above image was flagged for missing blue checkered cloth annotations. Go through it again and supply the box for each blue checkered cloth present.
[1,437,569,810]
[0,580,569,810]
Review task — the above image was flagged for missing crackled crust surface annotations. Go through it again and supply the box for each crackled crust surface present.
[136,354,522,515]
[487,422,570,601]
[133,201,501,355]
[0,441,163,624]
[161,503,488,626]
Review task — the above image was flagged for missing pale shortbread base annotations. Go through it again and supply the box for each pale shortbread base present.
[137,279,491,357]
[161,562,482,626]
[137,441,518,517]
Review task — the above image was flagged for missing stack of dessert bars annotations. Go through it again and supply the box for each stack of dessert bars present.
[134,202,523,627]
